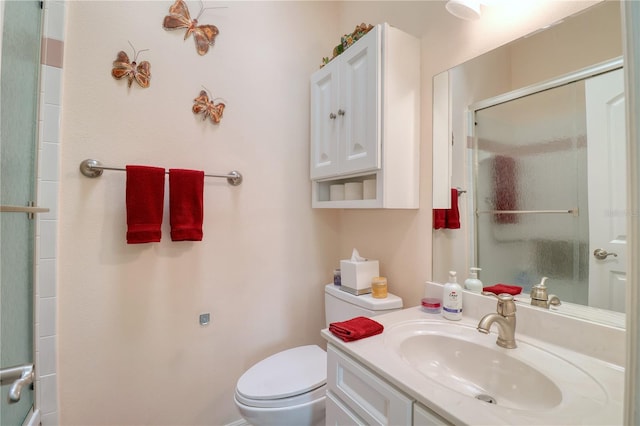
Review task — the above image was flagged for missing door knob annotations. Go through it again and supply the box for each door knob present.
[594,248,618,260]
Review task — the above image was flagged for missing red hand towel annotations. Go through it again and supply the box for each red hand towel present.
[126,165,166,244]
[433,188,460,229]
[329,316,384,342]
[169,169,205,241]
[433,209,446,229]
[445,188,460,229]
[483,284,523,296]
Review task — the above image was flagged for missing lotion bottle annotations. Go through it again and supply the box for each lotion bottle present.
[442,271,463,320]
[464,267,483,293]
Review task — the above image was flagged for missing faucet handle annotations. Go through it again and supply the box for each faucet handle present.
[530,277,549,301]
[481,291,514,301]
[481,292,516,316]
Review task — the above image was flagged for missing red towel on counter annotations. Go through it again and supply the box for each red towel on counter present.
[169,169,205,241]
[126,165,166,244]
[483,284,523,296]
[329,316,384,342]
[433,188,460,229]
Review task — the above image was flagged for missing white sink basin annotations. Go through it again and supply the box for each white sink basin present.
[384,320,607,411]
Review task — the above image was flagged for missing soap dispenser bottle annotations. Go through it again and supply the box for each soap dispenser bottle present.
[464,267,483,293]
[443,271,463,320]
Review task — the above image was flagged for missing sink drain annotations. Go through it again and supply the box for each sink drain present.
[475,394,497,404]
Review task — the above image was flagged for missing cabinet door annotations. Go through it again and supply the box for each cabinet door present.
[310,62,340,179]
[327,346,413,426]
[326,391,367,426]
[338,25,381,175]
[414,402,452,426]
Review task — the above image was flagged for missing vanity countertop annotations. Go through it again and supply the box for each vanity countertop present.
[321,305,624,425]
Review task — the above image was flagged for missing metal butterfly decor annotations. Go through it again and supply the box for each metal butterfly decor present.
[192,90,225,124]
[163,0,219,56]
[111,44,151,88]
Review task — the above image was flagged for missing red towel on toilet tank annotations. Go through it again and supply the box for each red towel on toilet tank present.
[169,169,204,241]
[329,317,384,342]
[125,165,165,244]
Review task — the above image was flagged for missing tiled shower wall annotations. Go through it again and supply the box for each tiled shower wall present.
[36,1,65,424]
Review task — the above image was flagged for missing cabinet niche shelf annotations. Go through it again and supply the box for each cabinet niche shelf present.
[313,173,379,208]
[309,22,420,209]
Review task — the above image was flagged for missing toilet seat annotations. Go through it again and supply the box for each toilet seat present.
[235,345,327,409]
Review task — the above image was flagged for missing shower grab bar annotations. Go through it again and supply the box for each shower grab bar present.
[476,209,578,216]
[79,159,243,186]
[0,363,34,403]
[0,205,50,214]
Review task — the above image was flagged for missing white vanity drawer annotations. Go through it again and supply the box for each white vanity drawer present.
[327,345,413,425]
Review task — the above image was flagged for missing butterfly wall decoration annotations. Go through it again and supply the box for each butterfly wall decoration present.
[192,90,225,124]
[111,45,151,88]
[163,0,219,56]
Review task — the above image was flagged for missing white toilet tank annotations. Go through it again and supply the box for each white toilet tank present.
[324,284,403,327]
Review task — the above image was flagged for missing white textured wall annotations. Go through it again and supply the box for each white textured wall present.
[58,2,339,424]
[56,1,603,424]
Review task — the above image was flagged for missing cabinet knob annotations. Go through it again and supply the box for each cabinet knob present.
[329,112,337,119]
[338,109,346,116]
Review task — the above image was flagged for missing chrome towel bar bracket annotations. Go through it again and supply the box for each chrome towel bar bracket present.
[79,159,243,186]
[0,364,34,403]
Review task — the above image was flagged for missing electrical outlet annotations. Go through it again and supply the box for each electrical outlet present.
[199,313,210,326]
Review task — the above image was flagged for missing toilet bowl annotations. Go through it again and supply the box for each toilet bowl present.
[234,284,403,425]
[234,345,326,426]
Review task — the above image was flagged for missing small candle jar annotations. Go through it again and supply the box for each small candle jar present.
[421,297,442,314]
[371,277,388,299]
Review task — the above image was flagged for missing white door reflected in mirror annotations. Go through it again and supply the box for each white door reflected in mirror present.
[586,68,627,313]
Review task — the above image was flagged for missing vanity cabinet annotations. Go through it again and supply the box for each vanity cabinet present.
[310,23,420,209]
[413,402,451,426]
[326,345,452,426]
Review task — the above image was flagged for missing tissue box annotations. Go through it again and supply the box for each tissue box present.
[339,259,380,295]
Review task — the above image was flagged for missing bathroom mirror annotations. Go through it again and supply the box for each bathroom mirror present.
[432,1,625,327]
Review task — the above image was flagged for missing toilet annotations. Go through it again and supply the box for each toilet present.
[234,283,403,426]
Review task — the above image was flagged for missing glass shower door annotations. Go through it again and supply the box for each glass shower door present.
[0,1,43,424]
[473,80,589,303]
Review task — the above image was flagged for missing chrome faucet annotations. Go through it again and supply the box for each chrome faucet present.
[530,277,561,309]
[477,292,517,349]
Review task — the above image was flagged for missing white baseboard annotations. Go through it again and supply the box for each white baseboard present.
[225,419,250,426]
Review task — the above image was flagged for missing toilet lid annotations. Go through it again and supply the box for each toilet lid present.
[237,345,326,400]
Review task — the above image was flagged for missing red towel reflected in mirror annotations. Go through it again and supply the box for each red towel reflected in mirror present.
[433,188,460,229]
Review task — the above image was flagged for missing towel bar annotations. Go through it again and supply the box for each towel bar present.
[79,159,243,186]
[476,209,578,216]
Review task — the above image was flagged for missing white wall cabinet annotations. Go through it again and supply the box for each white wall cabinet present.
[310,26,379,180]
[326,345,452,426]
[310,23,420,209]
